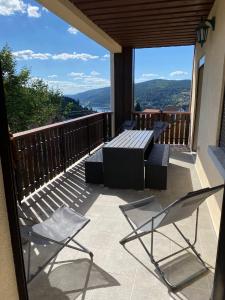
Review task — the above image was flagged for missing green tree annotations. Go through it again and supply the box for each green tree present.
[0,45,69,133]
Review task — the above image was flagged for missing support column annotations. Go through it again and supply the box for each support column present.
[110,48,134,135]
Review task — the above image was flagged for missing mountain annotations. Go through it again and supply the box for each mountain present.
[68,86,110,110]
[134,79,191,110]
[68,79,191,111]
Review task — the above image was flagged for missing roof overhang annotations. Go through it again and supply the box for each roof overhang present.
[38,0,215,51]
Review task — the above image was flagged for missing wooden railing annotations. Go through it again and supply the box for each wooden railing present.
[132,111,191,145]
[11,112,112,202]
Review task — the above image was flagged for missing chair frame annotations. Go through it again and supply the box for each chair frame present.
[119,185,224,290]
[20,211,93,284]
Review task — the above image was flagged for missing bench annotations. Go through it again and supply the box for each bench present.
[85,149,103,184]
[145,144,170,190]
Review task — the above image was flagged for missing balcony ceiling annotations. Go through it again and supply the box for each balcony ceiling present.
[71,0,215,48]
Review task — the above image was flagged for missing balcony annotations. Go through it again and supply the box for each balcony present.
[15,113,217,299]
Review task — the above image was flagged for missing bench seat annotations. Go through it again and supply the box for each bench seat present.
[145,144,170,190]
[85,149,103,184]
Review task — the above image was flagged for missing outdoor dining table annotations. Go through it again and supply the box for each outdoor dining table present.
[103,130,154,190]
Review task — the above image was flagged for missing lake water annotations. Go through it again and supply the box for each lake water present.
[91,106,111,112]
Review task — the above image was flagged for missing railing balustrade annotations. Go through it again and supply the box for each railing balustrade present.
[132,111,191,145]
[11,112,112,203]
[11,110,190,203]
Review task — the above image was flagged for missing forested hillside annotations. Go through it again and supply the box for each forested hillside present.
[0,46,90,133]
[69,79,191,111]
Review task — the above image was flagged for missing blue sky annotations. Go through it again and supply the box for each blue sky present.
[0,0,194,95]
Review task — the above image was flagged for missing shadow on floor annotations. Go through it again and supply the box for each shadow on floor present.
[18,160,101,223]
[100,162,193,209]
[18,146,194,222]
[18,145,211,299]
[28,258,120,300]
[124,243,214,300]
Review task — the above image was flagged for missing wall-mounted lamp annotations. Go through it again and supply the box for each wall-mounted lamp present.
[196,17,216,47]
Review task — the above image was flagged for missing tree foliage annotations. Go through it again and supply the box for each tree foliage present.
[0,45,86,133]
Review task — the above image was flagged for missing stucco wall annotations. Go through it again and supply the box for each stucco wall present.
[0,160,19,299]
[191,0,225,235]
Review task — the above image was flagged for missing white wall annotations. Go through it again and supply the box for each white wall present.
[0,160,19,299]
[191,0,225,235]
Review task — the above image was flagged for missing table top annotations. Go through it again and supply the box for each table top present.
[104,130,154,150]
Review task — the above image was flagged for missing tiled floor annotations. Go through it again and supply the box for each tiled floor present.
[19,145,218,300]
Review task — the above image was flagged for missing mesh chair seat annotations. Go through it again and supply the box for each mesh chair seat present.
[23,206,89,243]
[120,196,165,232]
[119,185,224,290]
[20,205,92,284]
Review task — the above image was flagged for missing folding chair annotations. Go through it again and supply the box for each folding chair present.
[153,121,168,142]
[120,120,137,131]
[20,205,93,284]
[119,185,224,290]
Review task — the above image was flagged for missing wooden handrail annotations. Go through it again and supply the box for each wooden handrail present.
[11,112,112,203]
[13,112,110,138]
[132,111,190,115]
[132,111,191,145]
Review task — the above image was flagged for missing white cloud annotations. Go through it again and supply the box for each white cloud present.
[64,71,110,93]
[90,70,100,76]
[83,77,109,85]
[100,53,110,61]
[67,26,78,35]
[135,72,161,83]
[46,79,109,94]
[0,1,43,17]
[68,71,109,85]
[0,0,26,16]
[68,72,85,78]
[48,74,58,78]
[142,73,159,78]
[13,49,51,60]
[52,52,99,61]
[27,4,41,18]
[13,49,99,61]
[42,7,48,12]
[170,70,188,77]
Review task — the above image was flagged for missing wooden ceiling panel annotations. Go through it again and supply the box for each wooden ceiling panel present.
[71,0,215,48]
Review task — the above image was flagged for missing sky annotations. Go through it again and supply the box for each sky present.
[0,0,194,95]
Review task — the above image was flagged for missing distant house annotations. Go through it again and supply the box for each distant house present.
[163,105,183,112]
[143,108,161,113]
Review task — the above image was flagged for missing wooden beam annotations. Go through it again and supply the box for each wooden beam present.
[89,4,212,20]
[95,10,209,25]
[130,41,195,48]
[105,23,199,34]
[100,17,202,30]
[75,0,213,10]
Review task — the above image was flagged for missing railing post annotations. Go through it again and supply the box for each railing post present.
[87,117,91,155]
[108,113,112,140]
[9,134,22,204]
[59,125,66,171]
[103,113,107,142]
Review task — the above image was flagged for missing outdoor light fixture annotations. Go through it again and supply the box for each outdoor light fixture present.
[196,17,216,47]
